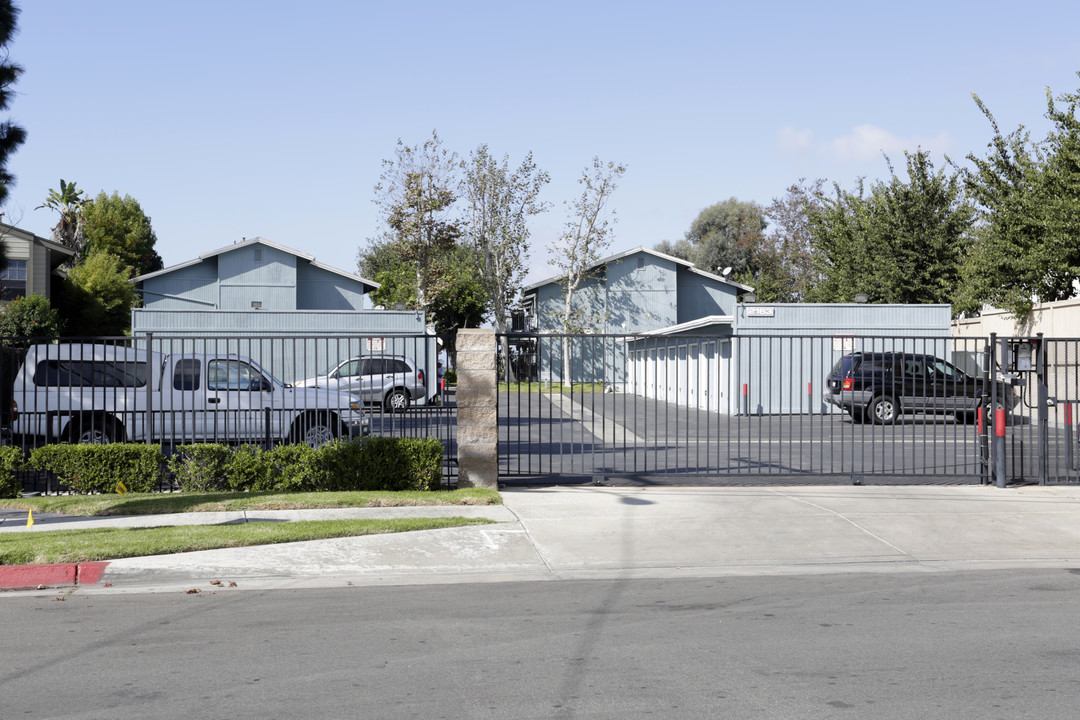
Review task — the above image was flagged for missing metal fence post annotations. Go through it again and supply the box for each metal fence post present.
[1037,332,1049,485]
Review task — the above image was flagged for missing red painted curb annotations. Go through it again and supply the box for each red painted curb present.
[0,561,110,590]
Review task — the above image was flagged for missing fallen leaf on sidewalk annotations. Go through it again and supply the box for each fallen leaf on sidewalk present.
[185,588,200,594]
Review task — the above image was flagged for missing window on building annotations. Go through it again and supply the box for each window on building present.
[0,259,26,301]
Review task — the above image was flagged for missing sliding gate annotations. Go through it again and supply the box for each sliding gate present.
[498,333,1080,486]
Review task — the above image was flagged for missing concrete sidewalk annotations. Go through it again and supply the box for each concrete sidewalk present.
[4,485,1080,594]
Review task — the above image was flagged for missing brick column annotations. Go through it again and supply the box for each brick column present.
[455,329,498,488]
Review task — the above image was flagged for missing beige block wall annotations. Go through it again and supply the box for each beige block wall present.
[952,299,1080,339]
[455,328,498,488]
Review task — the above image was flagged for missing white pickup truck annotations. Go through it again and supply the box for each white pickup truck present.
[9,343,368,447]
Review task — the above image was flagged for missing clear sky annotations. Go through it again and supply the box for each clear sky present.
[4,1,1080,287]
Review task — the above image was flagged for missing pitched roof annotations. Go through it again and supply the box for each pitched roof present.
[131,237,379,290]
[523,245,753,293]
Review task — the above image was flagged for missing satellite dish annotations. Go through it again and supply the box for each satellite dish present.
[720,267,732,278]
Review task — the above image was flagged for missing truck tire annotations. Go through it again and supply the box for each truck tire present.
[293,413,337,448]
[67,415,121,444]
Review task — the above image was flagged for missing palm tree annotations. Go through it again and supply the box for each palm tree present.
[36,179,87,259]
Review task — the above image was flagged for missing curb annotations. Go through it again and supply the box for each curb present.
[0,561,110,590]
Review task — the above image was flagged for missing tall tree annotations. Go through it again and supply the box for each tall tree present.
[549,157,625,382]
[805,179,875,303]
[760,179,827,302]
[373,131,460,317]
[35,179,87,259]
[684,198,767,277]
[808,150,974,306]
[82,191,164,276]
[0,0,25,210]
[958,80,1080,320]
[359,234,489,367]
[462,145,550,379]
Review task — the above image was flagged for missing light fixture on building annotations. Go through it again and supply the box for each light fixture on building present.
[855,294,868,303]
[743,293,757,303]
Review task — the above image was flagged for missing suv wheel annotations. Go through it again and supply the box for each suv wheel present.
[385,388,411,413]
[870,395,898,425]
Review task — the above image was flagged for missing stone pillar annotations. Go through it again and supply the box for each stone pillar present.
[455,328,498,488]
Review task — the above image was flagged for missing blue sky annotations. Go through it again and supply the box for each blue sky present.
[4,1,1080,287]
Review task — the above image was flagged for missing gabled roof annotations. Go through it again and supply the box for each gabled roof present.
[0,223,79,259]
[131,237,379,290]
[523,245,753,293]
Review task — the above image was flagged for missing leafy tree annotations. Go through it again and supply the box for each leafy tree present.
[82,191,163,276]
[373,130,461,317]
[359,235,489,367]
[462,145,550,379]
[549,157,625,382]
[427,245,488,366]
[808,150,974,306]
[685,198,767,277]
[35,179,87,260]
[760,179,827,302]
[0,0,25,209]
[805,179,875,303]
[0,293,62,342]
[958,80,1080,320]
[57,252,138,336]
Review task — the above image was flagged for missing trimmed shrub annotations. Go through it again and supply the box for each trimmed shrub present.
[168,444,232,492]
[260,444,325,492]
[23,436,444,494]
[354,436,444,491]
[225,445,268,491]
[28,444,165,494]
[0,445,24,498]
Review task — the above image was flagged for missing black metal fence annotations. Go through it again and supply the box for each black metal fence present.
[7,330,1077,492]
[498,332,1080,486]
[2,333,457,493]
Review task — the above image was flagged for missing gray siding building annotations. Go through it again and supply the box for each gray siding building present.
[0,223,77,304]
[521,247,751,383]
[131,238,436,397]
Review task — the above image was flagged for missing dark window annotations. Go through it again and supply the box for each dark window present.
[390,359,411,374]
[34,359,148,388]
[173,358,201,391]
[364,359,386,375]
[902,357,926,379]
[0,259,26,301]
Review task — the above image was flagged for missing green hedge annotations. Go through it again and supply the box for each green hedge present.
[169,437,445,493]
[25,437,445,495]
[0,445,23,499]
[28,444,166,494]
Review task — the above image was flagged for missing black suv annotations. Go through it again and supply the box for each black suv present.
[825,351,1015,424]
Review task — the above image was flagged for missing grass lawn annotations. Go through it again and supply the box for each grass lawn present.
[0,487,501,516]
[0,516,494,565]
